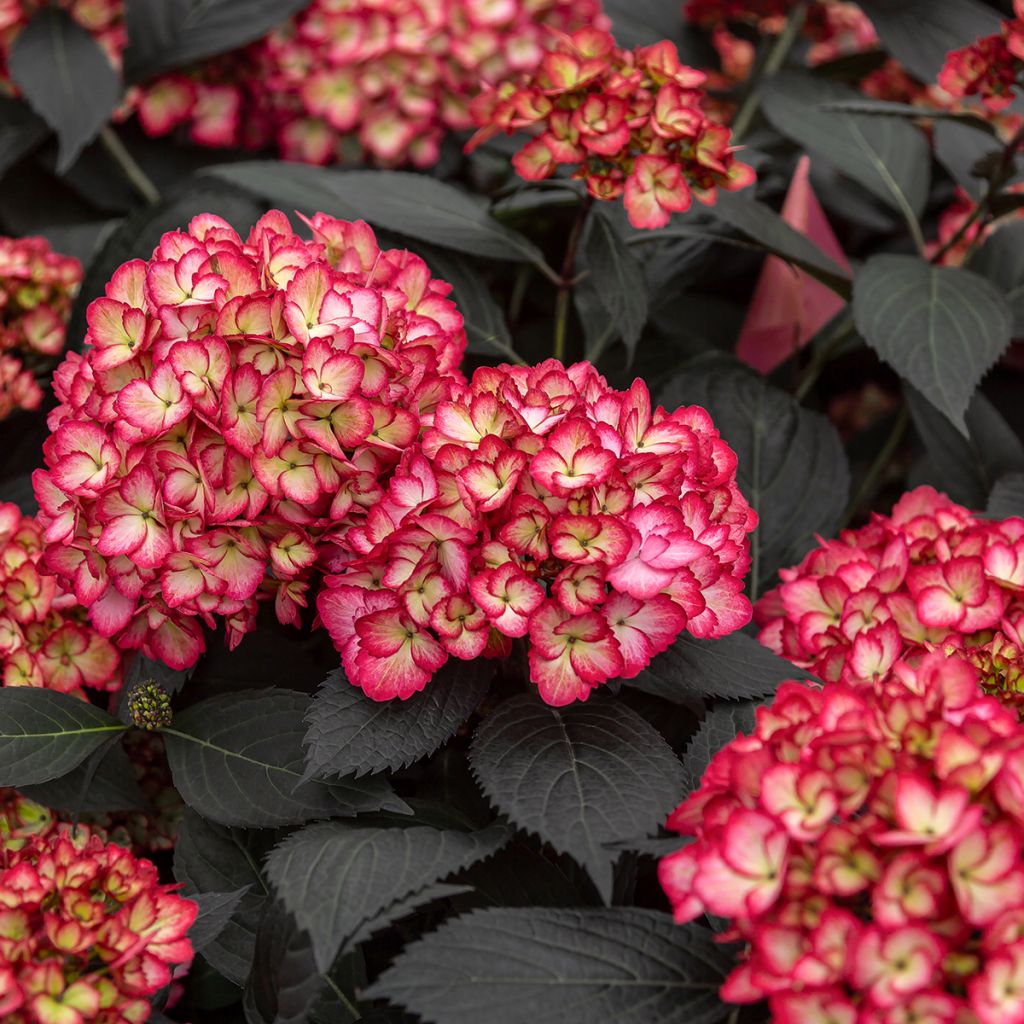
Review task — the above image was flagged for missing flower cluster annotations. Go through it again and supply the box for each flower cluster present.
[686,0,878,65]
[318,360,757,705]
[755,486,1024,703]
[0,808,195,1024]
[33,211,467,671]
[0,236,81,421]
[939,1,1024,112]
[467,29,755,229]
[2,0,604,168]
[0,502,120,694]
[660,651,1024,1022]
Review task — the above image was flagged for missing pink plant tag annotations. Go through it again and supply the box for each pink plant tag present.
[736,155,850,374]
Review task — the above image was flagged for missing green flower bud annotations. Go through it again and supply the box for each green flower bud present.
[127,680,173,731]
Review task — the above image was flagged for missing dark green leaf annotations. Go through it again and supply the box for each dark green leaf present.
[18,737,143,813]
[853,255,1013,433]
[857,0,1002,82]
[303,661,491,782]
[681,702,761,794]
[0,96,47,178]
[8,8,121,173]
[416,246,516,359]
[907,386,1024,508]
[933,120,1002,199]
[988,473,1024,518]
[190,889,251,955]
[658,361,849,596]
[174,811,275,986]
[696,191,852,298]
[761,71,930,217]
[124,0,312,79]
[630,632,818,704]
[266,822,508,971]
[469,694,684,903]
[68,186,266,348]
[973,222,1024,335]
[0,688,126,786]
[163,690,408,827]
[243,901,358,1024]
[201,164,545,265]
[581,208,648,358]
[821,99,997,127]
[366,907,733,1024]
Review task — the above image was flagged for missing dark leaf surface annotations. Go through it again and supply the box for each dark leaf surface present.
[658,361,849,596]
[973,222,1024,335]
[303,662,492,781]
[762,71,930,217]
[708,191,852,297]
[173,811,276,986]
[582,208,648,358]
[630,632,818,703]
[0,96,47,179]
[681,702,762,795]
[907,386,1024,509]
[163,690,407,827]
[857,0,1003,82]
[202,164,545,265]
[854,256,1013,433]
[989,473,1024,519]
[0,688,125,786]
[469,695,684,902]
[190,889,251,955]
[416,246,516,359]
[18,737,143,813]
[8,8,121,172]
[265,821,508,971]
[367,908,733,1024]
[124,0,312,79]
[242,901,344,1024]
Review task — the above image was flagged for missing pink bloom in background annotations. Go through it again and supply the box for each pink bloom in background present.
[736,156,850,374]
[34,210,467,673]
[755,485,1024,703]
[1,0,605,168]
[659,650,1024,1022]
[0,502,120,694]
[467,29,755,229]
[319,362,757,705]
[939,0,1024,112]
[0,236,80,421]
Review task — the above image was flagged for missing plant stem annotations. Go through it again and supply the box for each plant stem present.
[99,126,160,206]
[932,123,1024,265]
[552,195,593,362]
[731,1,807,143]
[839,404,909,530]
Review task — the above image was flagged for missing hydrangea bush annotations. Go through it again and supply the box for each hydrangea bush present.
[0,1,1021,1022]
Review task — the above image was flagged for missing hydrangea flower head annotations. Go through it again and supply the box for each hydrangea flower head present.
[2,0,605,168]
[319,360,757,704]
[0,236,81,421]
[756,486,1024,705]
[660,651,1024,1022]
[0,502,120,694]
[34,210,467,670]
[939,2,1024,112]
[467,29,755,228]
[0,808,195,1024]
